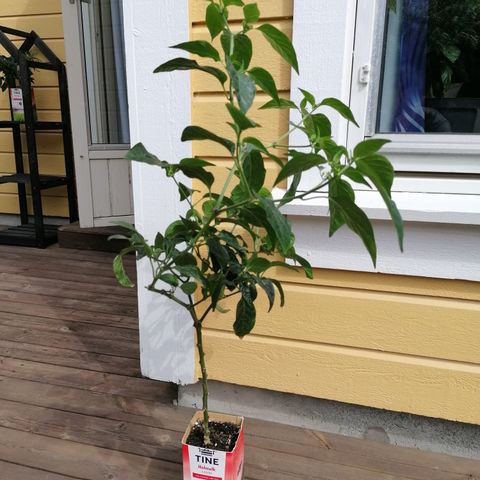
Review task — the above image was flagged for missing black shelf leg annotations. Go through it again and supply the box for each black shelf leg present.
[12,123,28,224]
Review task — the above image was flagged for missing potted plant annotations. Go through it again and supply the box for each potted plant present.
[0,53,36,122]
[113,1,404,478]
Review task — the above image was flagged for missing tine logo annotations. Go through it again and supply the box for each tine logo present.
[199,448,214,456]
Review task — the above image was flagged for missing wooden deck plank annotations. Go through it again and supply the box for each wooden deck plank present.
[0,427,182,480]
[0,244,478,479]
[0,324,139,359]
[0,289,137,317]
[0,300,137,329]
[0,275,137,306]
[1,376,478,479]
[0,340,141,376]
[0,357,175,403]
[0,460,82,480]
[0,271,138,300]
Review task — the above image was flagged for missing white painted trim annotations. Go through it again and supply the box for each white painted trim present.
[290,1,357,191]
[93,215,134,228]
[123,0,195,384]
[61,0,95,228]
[279,189,480,225]
[286,215,480,282]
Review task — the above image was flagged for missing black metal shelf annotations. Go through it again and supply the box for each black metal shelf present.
[0,121,65,130]
[0,25,78,248]
[0,173,68,189]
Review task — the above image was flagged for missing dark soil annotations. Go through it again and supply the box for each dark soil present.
[186,420,240,452]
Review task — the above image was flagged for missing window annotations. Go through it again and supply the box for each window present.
[348,0,480,177]
[378,0,480,135]
[81,0,130,145]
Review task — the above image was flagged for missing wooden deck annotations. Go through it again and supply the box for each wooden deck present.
[0,244,478,480]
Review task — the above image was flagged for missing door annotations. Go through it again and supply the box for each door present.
[61,0,133,228]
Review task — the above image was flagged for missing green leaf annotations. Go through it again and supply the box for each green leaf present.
[175,251,197,267]
[181,282,197,295]
[243,150,266,192]
[299,88,316,106]
[181,126,235,155]
[171,41,220,62]
[243,137,268,153]
[258,278,275,311]
[243,137,283,167]
[320,98,359,127]
[310,113,332,138]
[178,182,194,202]
[356,155,404,251]
[229,64,256,113]
[354,139,390,159]
[178,164,214,189]
[206,3,224,39]
[224,0,244,6]
[248,67,279,100]
[226,103,258,131]
[206,237,230,268]
[275,151,327,185]
[259,98,296,110]
[232,34,253,70]
[441,45,461,64]
[202,199,217,216]
[257,24,299,73]
[289,252,313,279]
[177,265,201,279]
[158,273,179,287]
[243,3,260,24]
[248,257,271,273]
[113,253,134,288]
[329,179,377,266]
[343,167,371,188]
[234,296,256,338]
[179,158,214,168]
[125,143,167,167]
[231,184,249,204]
[259,197,293,253]
[270,278,285,307]
[155,232,164,249]
[112,220,137,232]
[108,234,129,241]
[154,58,227,86]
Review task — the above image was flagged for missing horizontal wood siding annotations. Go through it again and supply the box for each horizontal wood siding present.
[0,0,68,218]
[189,0,480,425]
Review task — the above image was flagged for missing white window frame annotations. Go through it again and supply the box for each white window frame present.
[283,0,480,281]
[287,0,480,215]
[349,0,480,177]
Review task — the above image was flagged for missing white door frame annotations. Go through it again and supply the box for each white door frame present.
[61,0,133,228]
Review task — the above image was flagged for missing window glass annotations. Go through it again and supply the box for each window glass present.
[81,0,130,144]
[378,0,480,134]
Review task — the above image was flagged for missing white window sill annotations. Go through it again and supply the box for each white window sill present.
[277,189,480,226]
[275,188,480,281]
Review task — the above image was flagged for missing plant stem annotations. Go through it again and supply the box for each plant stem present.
[192,313,211,446]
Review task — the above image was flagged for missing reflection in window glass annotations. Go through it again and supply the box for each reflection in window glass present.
[378,0,480,134]
[81,0,130,144]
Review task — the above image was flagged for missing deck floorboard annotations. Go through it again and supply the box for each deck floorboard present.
[0,244,478,479]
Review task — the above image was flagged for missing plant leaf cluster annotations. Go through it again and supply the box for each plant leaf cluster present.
[113,0,404,446]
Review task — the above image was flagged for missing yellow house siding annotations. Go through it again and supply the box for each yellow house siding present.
[189,0,480,425]
[0,0,68,218]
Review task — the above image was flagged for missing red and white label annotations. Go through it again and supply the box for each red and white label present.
[188,447,226,480]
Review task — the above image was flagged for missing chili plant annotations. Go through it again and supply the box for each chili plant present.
[113,0,404,447]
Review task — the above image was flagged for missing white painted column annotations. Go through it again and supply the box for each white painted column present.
[290,0,358,190]
[123,0,195,384]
